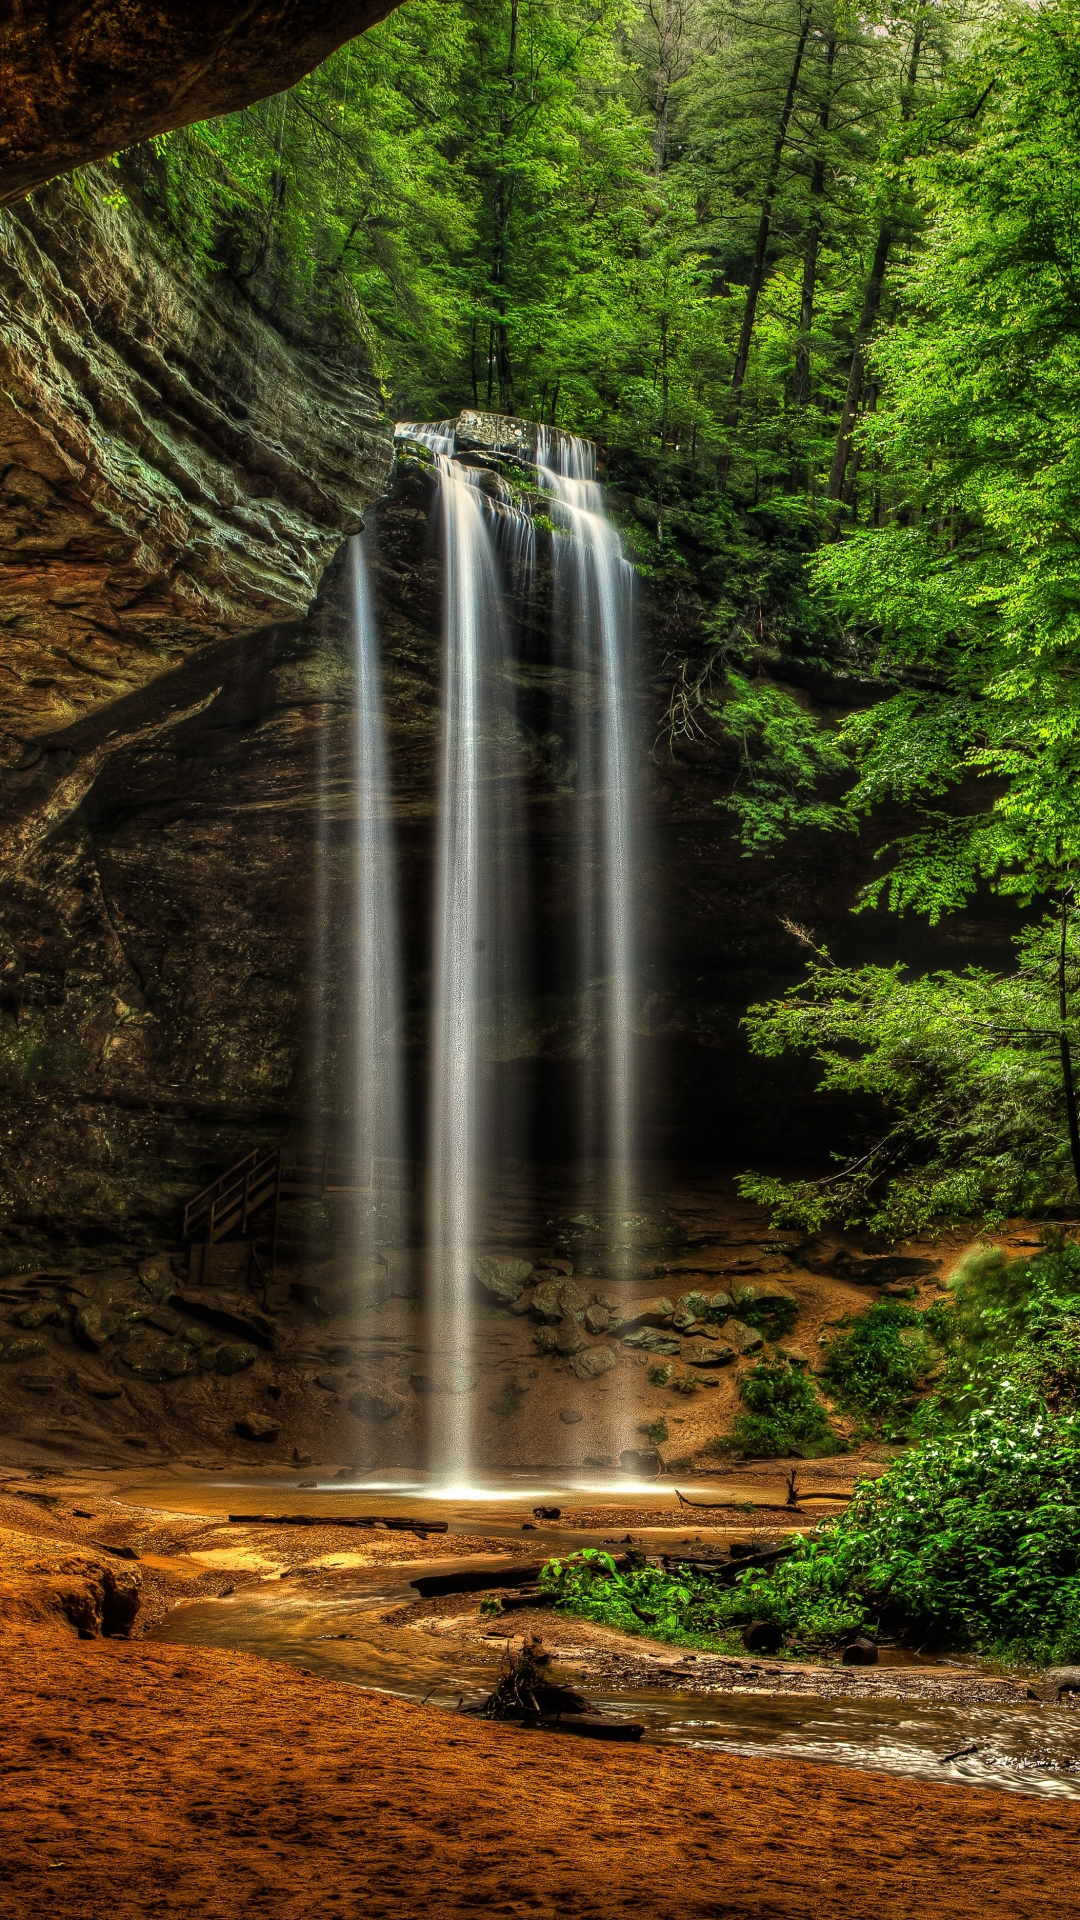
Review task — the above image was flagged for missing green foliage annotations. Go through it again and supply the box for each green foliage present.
[735,1291,800,1339]
[645,1416,669,1445]
[712,672,849,855]
[738,909,1080,1235]
[728,1394,1080,1662]
[821,1299,946,1428]
[711,1357,841,1458]
[648,1363,674,1386]
[538,1547,746,1650]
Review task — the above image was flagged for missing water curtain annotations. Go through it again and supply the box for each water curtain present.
[348,531,407,1278]
[536,427,638,1251]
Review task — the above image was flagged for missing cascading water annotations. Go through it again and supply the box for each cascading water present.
[536,427,638,1259]
[347,529,407,1283]
[421,445,533,1486]
[389,414,637,1485]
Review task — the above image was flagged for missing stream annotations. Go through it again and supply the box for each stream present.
[148,1556,1080,1801]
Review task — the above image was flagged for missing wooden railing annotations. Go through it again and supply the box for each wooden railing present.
[182,1142,418,1252]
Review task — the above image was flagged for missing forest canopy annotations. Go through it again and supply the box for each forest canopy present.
[139,0,1080,1232]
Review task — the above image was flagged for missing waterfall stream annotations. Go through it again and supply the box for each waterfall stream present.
[347,529,407,1279]
[378,416,638,1484]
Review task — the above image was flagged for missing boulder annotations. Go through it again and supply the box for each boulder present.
[235,1412,279,1441]
[583,1303,611,1335]
[509,1292,534,1317]
[559,1409,584,1425]
[621,1327,680,1355]
[1044,1666,1080,1695]
[619,1448,661,1477]
[0,1523,141,1636]
[0,1337,48,1363]
[315,1372,345,1393]
[672,1291,715,1331]
[777,1345,810,1369]
[742,1621,783,1653]
[719,1318,765,1355]
[617,1296,676,1330]
[17,1373,54,1393]
[532,1278,590,1323]
[475,1255,533,1304]
[119,1335,191,1381]
[733,1280,799,1313]
[137,1257,178,1299]
[75,1374,123,1399]
[555,1317,587,1357]
[533,1326,559,1354]
[570,1345,618,1381]
[842,1638,878,1666]
[215,1344,258,1376]
[709,1291,735,1315]
[170,1292,277,1350]
[15,1300,63,1329]
[348,1380,405,1422]
[73,1305,123,1350]
[684,1342,737,1368]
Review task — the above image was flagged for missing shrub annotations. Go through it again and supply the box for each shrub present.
[710,1359,841,1457]
[821,1300,946,1427]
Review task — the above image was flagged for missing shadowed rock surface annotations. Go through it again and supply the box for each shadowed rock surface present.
[0,1,404,206]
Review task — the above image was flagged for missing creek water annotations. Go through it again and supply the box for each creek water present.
[148,1556,1080,1802]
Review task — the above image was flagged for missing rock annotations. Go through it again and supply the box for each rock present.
[119,1335,191,1380]
[555,1317,588,1356]
[684,1342,737,1367]
[0,1336,48,1365]
[0,1523,142,1636]
[688,1321,719,1339]
[73,1305,123,1350]
[742,1621,783,1653]
[672,1291,715,1331]
[215,1344,258,1376]
[533,1326,559,1354]
[842,1638,878,1666]
[409,1367,478,1395]
[532,1278,589,1323]
[619,1448,661,1477]
[315,1372,345,1393]
[1044,1666,1080,1695]
[235,1412,279,1441]
[348,1380,405,1422]
[777,1345,810,1368]
[144,1309,182,1335]
[719,1318,765,1355]
[182,1326,204,1349]
[733,1280,799,1312]
[709,1291,735,1315]
[583,1303,611,1335]
[75,1374,123,1398]
[474,1255,533,1303]
[559,1409,584,1425]
[15,1299,62,1329]
[17,1372,54,1393]
[137,1256,177,1297]
[570,1345,618,1381]
[170,1293,277,1350]
[880,1281,919,1298]
[621,1327,680,1355]
[617,1296,676,1330]
[509,1292,534,1316]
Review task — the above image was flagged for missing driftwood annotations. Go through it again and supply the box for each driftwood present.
[675,1470,852,1516]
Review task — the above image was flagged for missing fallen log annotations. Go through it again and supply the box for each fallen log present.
[227,1514,448,1536]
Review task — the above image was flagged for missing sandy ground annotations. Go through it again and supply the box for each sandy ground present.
[4,1625,1080,1920]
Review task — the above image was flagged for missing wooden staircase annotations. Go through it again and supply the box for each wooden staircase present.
[182,1143,418,1276]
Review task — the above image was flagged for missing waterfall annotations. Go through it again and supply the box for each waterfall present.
[423,451,531,1487]
[393,414,637,1485]
[347,529,407,1283]
[537,427,638,1254]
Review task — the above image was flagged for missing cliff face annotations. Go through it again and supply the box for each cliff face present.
[0,169,391,1252]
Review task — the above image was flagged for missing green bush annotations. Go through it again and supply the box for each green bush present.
[710,1358,841,1458]
[737,1295,800,1339]
[821,1300,947,1428]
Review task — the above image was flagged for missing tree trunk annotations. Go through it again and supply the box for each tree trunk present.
[827,18,926,506]
[1059,894,1080,1201]
[792,32,837,408]
[719,1,813,484]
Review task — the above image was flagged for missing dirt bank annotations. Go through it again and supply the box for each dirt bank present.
[2,1625,1078,1920]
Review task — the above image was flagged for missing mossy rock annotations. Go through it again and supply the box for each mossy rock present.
[216,1344,258,1375]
